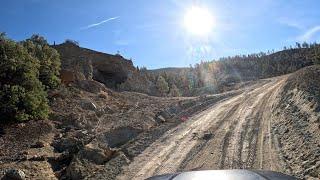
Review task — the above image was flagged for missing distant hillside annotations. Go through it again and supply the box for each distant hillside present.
[147,43,320,96]
[54,41,320,97]
[149,67,189,74]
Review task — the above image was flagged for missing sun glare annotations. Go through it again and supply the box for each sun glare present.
[184,6,214,36]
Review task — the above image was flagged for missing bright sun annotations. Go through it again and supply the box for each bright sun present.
[184,6,214,36]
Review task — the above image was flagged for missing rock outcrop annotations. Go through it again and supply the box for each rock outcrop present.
[53,42,135,88]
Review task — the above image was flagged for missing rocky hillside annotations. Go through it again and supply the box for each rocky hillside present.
[0,75,237,179]
[272,65,320,179]
[53,42,320,98]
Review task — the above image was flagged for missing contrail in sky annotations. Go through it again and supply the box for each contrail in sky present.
[81,16,119,30]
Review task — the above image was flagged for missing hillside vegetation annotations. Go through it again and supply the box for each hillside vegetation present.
[0,34,60,122]
[144,43,320,96]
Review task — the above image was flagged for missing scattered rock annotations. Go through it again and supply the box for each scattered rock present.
[191,132,199,140]
[30,141,46,148]
[28,154,46,161]
[80,99,97,111]
[105,127,142,148]
[98,92,108,99]
[202,133,214,140]
[155,115,166,123]
[3,169,25,180]
[55,133,63,139]
[78,140,115,165]
[158,111,172,119]
[77,80,107,94]
[66,155,104,180]
[65,157,87,180]
[16,123,25,128]
[53,137,82,153]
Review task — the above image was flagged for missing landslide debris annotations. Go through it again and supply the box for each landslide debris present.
[1,77,231,179]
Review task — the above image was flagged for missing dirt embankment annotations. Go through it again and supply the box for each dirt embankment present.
[271,65,320,179]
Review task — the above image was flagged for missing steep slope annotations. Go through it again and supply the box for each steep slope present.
[271,65,320,179]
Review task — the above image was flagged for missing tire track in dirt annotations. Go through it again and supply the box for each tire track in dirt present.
[116,77,286,180]
[256,77,287,171]
[227,79,286,169]
[117,96,243,180]
[178,102,242,171]
[179,81,272,171]
[217,81,278,169]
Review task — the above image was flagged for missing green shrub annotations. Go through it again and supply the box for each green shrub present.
[22,34,61,89]
[0,36,49,121]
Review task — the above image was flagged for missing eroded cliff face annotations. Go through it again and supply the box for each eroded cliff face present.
[53,42,135,88]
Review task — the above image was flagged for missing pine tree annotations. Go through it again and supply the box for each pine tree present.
[0,37,49,122]
[156,75,169,96]
[169,84,181,97]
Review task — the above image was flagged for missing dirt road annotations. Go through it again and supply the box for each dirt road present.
[117,76,288,180]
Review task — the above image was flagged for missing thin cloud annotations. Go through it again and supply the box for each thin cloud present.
[278,17,303,30]
[81,16,119,30]
[298,26,320,41]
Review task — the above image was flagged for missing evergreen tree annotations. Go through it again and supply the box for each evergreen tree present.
[156,75,169,96]
[22,34,61,89]
[0,36,49,121]
[169,84,181,97]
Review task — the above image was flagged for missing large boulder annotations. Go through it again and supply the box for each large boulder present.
[52,136,83,153]
[104,127,142,148]
[65,139,116,179]
[78,140,115,165]
[66,151,129,180]
[53,43,134,89]
[76,80,108,94]
[60,69,86,85]
[92,58,129,88]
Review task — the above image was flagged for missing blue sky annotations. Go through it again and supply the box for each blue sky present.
[1,0,320,69]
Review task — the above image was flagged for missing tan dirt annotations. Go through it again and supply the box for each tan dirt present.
[117,76,289,180]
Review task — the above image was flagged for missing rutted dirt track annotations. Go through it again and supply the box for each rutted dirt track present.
[117,77,288,180]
